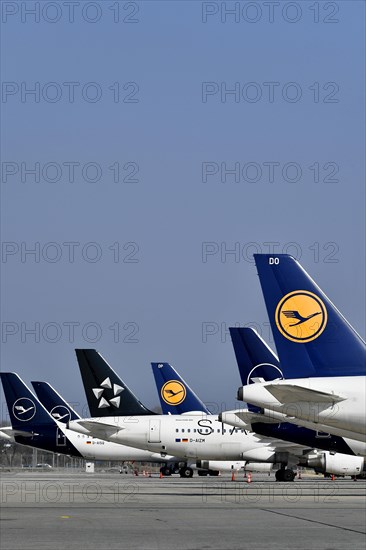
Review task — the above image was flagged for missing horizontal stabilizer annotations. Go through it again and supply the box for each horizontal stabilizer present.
[264,384,345,404]
[71,420,125,440]
[0,427,36,438]
[235,410,281,425]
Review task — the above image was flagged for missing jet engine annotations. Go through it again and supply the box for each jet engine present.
[305,452,364,476]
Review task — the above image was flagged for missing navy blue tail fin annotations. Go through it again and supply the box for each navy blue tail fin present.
[254,254,366,377]
[32,381,80,422]
[151,362,209,414]
[229,327,283,385]
[75,349,154,417]
[0,373,54,429]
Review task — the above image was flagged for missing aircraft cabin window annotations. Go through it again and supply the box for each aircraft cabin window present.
[187,429,191,433]
[176,429,179,433]
[182,429,185,433]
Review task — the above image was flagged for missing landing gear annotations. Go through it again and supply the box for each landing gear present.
[179,466,194,478]
[160,466,172,476]
[119,462,129,474]
[275,468,296,482]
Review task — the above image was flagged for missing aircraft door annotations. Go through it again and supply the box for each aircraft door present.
[56,427,67,447]
[148,420,161,443]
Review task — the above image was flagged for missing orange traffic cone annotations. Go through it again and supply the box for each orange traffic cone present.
[231,471,235,481]
[160,470,163,479]
[331,474,335,481]
[247,472,252,483]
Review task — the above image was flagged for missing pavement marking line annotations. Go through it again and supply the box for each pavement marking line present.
[261,509,366,535]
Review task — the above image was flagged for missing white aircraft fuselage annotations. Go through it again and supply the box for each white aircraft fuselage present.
[68,414,284,463]
[241,376,366,444]
[61,423,176,462]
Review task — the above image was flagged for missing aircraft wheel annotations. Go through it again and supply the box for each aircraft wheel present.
[275,469,283,482]
[276,468,295,482]
[283,469,296,482]
[180,467,193,478]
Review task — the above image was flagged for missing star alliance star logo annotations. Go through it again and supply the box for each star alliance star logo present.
[92,377,124,409]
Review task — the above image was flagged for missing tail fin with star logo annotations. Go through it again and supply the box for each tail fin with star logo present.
[75,349,154,417]
[254,254,366,377]
[151,362,210,415]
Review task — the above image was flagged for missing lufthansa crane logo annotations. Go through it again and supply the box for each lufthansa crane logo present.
[246,363,284,385]
[275,290,327,343]
[50,405,71,423]
[161,380,186,405]
[12,398,36,422]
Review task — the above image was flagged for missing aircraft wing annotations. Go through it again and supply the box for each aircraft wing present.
[264,384,345,404]
[253,436,311,461]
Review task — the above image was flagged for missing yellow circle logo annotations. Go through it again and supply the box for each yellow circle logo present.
[275,290,327,343]
[161,380,186,405]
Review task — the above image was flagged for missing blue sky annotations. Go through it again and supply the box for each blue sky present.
[1,1,365,416]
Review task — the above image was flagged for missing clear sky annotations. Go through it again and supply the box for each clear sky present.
[1,1,365,417]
